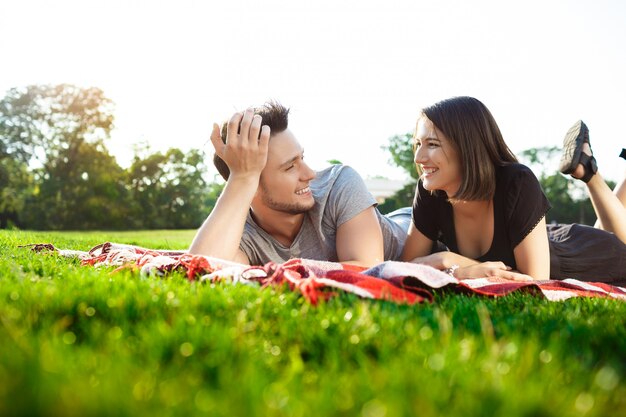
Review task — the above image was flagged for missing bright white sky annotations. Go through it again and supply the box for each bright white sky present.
[1,0,625,183]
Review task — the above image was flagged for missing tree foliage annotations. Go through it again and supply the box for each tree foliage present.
[377,133,418,213]
[381,133,418,180]
[24,141,130,230]
[0,84,114,165]
[127,146,221,229]
[518,146,600,225]
[0,158,31,228]
[377,182,416,214]
[0,84,218,230]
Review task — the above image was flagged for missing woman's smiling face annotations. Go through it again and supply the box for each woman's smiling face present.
[414,116,462,197]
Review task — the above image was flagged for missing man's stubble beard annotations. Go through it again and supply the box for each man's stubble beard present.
[259,180,315,215]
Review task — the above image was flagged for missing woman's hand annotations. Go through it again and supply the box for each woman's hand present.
[455,261,535,281]
[409,251,481,270]
[406,247,537,282]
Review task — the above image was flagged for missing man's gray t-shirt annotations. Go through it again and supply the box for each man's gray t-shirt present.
[239,165,408,265]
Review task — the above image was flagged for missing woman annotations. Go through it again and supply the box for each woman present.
[401,96,626,284]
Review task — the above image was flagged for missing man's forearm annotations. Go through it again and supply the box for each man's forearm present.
[188,176,258,261]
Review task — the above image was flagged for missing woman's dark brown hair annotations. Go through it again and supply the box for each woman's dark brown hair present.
[213,101,290,181]
[420,96,517,201]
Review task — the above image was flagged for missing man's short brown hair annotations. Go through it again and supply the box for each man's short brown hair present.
[213,101,290,181]
[420,96,518,201]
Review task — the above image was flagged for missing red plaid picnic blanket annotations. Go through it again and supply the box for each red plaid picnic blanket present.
[25,242,626,305]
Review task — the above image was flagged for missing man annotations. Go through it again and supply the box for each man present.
[189,102,409,266]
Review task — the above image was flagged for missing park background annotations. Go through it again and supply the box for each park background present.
[1,0,625,230]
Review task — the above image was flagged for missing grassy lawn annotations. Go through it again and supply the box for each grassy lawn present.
[0,230,625,417]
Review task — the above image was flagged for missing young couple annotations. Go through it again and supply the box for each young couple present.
[190,98,626,285]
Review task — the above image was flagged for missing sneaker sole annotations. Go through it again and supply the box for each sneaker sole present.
[558,120,587,174]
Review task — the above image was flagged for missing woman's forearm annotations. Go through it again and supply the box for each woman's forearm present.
[409,251,479,270]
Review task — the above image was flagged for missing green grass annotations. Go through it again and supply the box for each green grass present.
[1,230,625,417]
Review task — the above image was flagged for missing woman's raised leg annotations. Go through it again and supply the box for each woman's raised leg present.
[612,150,626,207]
[561,124,626,242]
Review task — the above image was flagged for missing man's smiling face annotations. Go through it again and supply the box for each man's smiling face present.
[256,129,317,214]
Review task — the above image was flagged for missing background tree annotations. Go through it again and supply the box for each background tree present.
[0,158,31,228]
[23,140,130,229]
[378,133,417,213]
[0,84,228,230]
[127,146,220,229]
[0,84,114,165]
[0,84,123,229]
[517,146,601,225]
[382,133,418,180]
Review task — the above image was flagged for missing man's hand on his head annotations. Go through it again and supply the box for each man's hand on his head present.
[210,108,271,181]
[190,108,270,261]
